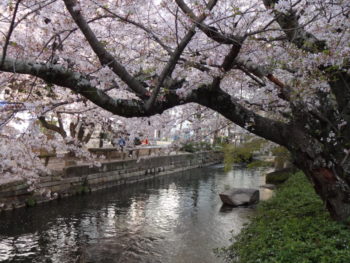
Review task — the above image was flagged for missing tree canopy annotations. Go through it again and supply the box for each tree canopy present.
[0,0,350,220]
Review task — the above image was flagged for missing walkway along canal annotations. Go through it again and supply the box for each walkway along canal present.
[0,165,270,263]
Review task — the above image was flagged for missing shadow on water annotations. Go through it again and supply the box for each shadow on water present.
[0,166,265,263]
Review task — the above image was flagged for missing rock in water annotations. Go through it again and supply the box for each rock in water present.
[219,188,259,206]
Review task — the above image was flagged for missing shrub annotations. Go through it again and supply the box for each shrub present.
[180,142,196,153]
[223,143,235,172]
[180,141,212,153]
[223,138,267,171]
[246,160,273,169]
[217,172,350,263]
[26,197,36,207]
[76,185,90,195]
[272,146,292,169]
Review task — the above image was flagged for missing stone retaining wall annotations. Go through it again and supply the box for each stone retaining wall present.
[0,151,222,211]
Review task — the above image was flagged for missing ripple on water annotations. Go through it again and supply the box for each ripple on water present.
[0,167,265,263]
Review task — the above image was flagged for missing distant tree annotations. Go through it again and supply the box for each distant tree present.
[38,113,95,145]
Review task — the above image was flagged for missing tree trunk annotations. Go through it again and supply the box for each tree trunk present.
[292,151,350,222]
[99,132,104,148]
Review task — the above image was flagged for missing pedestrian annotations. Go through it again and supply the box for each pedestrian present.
[118,136,126,151]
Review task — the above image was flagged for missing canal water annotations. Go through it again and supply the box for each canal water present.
[0,165,268,263]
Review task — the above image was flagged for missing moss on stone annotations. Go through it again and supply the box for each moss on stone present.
[76,185,90,195]
[265,167,296,184]
[26,197,36,207]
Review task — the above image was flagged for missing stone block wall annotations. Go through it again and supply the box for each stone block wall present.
[0,151,222,211]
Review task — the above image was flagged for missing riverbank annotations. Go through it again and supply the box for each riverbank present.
[219,171,350,263]
[0,151,222,211]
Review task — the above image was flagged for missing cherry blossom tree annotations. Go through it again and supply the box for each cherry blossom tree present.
[0,0,350,221]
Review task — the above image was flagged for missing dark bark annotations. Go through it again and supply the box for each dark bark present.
[279,122,350,222]
[39,113,94,145]
[257,0,350,221]
[262,0,327,53]
[99,132,104,148]
[188,86,289,147]
[1,0,349,222]
[83,127,94,144]
[38,116,67,138]
[4,56,350,221]
[293,150,350,222]
[69,120,78,138]
[63,0,148,98]
[77,124,85,142]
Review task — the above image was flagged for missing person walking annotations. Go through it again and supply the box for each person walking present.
[118,136,126,151]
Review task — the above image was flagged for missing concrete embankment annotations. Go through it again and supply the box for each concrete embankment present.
[0,151,222,211]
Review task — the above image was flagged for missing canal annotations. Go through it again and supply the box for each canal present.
[0,165,267,263]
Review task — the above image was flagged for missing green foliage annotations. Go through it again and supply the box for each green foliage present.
[223,138,267,171]
[223,143,235,172]
[76,185,90,195]
[271,145,290,157]
[233,146,254,163]
[26,197,36,207]
[246,160,273,169]
[217,172,350,263]
[272,146,291,169]
[181,142,196,153]
[213,136,229,146]
[180,141,212,153]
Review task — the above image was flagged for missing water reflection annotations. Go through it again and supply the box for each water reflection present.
[0,167,266,263]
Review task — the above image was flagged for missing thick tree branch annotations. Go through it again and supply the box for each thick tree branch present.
[187,85,290,147]
[0,57,148,116]
[38,116,67,138]
[145,0,219,110]
[36,14,116,60]
[262,0,326,53]
[63,0,148,98]
[234,57,292,101]
[210,43,243,90]
[70,118,78,138]
[145,26,197,110]
[221,44,243,72]
[262,1,350,115]
[0,56,291,147]
[83,124,95,144]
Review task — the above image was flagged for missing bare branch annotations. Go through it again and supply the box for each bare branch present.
[175,0,244,45]
[1,0,22,67]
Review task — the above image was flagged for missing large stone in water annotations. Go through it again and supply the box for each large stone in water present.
[219,188,259,206]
